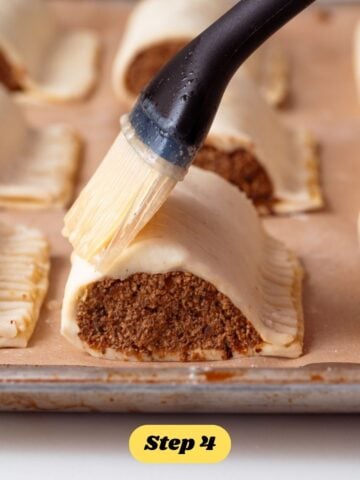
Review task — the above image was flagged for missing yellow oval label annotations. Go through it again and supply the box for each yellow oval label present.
[129,425,231,464]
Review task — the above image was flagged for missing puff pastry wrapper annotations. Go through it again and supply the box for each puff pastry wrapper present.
[61,167,304,361]
[0,0,100,102]
[0,86,80,208]
[207,71,323,214]
[112,0,288,107]
[0,222,49,348]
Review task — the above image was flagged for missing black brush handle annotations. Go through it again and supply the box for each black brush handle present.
[130,0,316,169]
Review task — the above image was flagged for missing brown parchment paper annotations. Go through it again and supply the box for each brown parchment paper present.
[0,1,359,369]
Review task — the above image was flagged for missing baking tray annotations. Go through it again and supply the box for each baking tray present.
[1,0,360,413]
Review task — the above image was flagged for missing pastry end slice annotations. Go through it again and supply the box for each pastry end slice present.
[0,86,82,209]
[0,222,49,348]
[0,0,101,103]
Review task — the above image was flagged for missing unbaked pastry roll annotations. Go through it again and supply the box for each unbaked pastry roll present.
[0,222,49,348]
[0,86,81,208]
[0,0,100,102]
[195,71,322,214]
[112,0,288,108]
[61,167,304,361]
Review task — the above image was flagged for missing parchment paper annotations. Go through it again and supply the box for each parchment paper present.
[0,1,359,369]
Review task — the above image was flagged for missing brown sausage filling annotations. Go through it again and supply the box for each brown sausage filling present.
[76,272,263,361]
[0,49,22,91]
[194,145,275,210]
[125,41,187,95]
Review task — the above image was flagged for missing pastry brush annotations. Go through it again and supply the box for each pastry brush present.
[63,0,316,273]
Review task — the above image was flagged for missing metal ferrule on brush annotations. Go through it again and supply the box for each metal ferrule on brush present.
[121,109,191,182]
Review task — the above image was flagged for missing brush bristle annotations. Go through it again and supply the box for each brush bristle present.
[63,132,176,272]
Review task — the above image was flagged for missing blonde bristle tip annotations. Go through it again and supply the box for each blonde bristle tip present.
[63,132,176,270]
